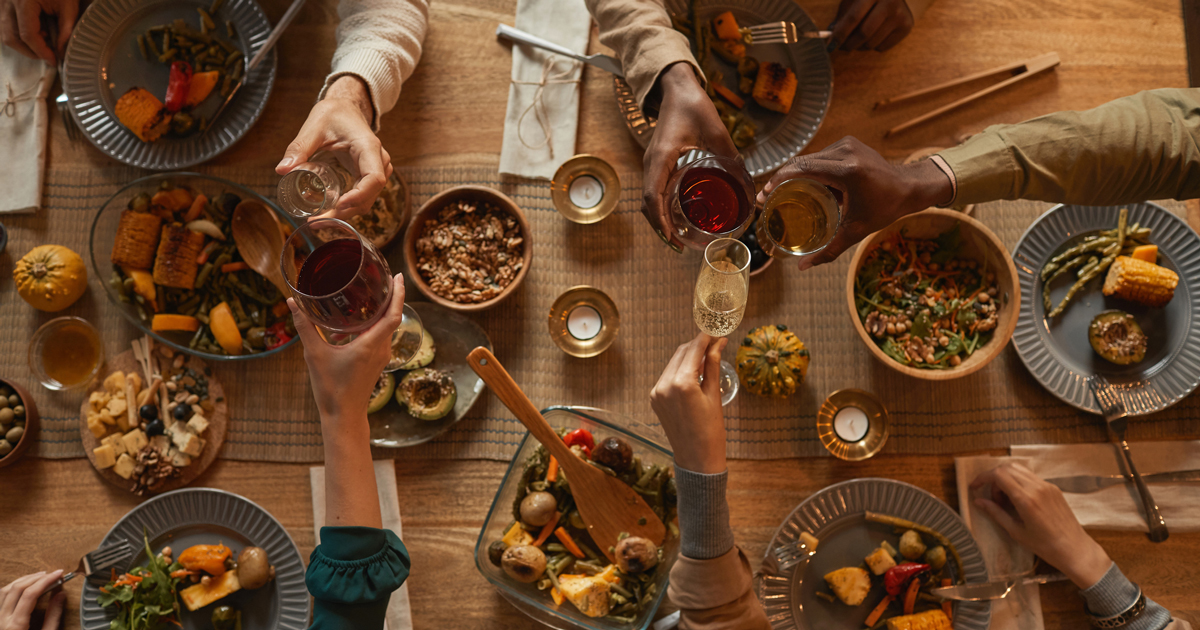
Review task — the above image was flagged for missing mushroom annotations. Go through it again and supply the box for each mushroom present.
[519,491,558,527]
[501,545,547,583]
[591,437,633,472]
[614,536,659,574]
[236,547,275,590]
[487,541,508,567]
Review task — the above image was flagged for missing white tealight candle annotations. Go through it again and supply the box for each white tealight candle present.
[567,305,603,340]
[568,175,604,209]
[833,406,870,443]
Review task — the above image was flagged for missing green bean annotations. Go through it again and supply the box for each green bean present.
[174,35,193,48]
[226,20,236,38]
[220,73,233,97]
[544,543,566,553]
[1047,254,1115,318]
[162,31,171,54]
[609,582,633,598]
[158,48,177,63]
[610,603,636,616]
[545,566,561,590]
[1076,256,1101,279]
[225,51,243,68]
[178,295,202,315]
[229,62,243,81]
[1041,256,1091,311]
[146,31,161,57]
[148,24,167,33]
[212,251,233,269]
[635,465,659,488]
[199,8,216,30]
[137,35,149,61]
[210,0,225,13]
[555,556,575,574]
[188,326,205,349]
[1047,237,1114,268]
[195,262,215,288]
[607,615,635,624]
[190,43,207,54]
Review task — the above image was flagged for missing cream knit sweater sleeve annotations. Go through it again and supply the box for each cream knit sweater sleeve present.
[317,0,429,131]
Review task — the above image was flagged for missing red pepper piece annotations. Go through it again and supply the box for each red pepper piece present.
[164,61,193,112]
[563,428,595,456]
[264,321,293,350]
[884,562,930,597]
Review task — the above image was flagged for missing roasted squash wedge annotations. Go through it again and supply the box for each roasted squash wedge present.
[152,224,205,289]
[209,302,244,355]
[712,11,741,40]
[114,88,169,142]
[111,209,163,269]
[752,62,797,114]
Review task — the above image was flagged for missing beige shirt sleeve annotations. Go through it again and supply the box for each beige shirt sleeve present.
[667,548,770,630]
[584,0,704,110]
[935,88,1200,206]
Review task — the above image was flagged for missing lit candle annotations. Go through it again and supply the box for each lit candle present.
[569,175,604,209]
[567,305,602,340]
[833,406,870,442]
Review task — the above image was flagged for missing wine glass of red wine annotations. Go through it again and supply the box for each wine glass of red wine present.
[282,218,424,365]
[667,153,756,251]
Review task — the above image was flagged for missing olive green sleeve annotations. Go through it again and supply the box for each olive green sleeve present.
[936,88,1200,206]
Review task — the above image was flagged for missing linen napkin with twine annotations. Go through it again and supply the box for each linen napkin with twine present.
[0,48,55,213]
[310,460,413,630]
[497,0,590,180]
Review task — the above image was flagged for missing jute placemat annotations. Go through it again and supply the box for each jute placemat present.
[8,161,1199,462]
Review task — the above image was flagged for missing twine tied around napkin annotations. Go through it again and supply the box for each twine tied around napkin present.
[512,58,581,159]
[3,80,40,117]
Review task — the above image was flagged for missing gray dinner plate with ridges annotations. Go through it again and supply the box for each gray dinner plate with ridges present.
[760,478,990,630]
[64,0,276,169]
[616,0,832,178]
[80,488,309,630]
[1011,203,1200,414]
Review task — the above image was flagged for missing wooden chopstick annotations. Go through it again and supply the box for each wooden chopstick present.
[880,52,1060,137]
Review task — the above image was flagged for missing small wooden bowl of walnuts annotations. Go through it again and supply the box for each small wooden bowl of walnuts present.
[0,378,39,469]
[403,186,533,312]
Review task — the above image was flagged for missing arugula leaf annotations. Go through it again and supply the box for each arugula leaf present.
[911,312,932,339]
[930,224,962,264]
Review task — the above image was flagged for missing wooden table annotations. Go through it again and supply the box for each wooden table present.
[13,0,1199,627]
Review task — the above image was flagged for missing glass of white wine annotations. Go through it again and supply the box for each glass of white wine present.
[756,178,842,260]
[693,237,751,405]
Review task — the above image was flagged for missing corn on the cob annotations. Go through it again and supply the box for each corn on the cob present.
[887,609,952,630]
[111,210,163,269]
[152,225,206,289]
[114,88,170,142]
[1102,255,1178,308]
[752,62,797,114]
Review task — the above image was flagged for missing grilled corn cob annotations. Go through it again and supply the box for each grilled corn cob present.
[114,87,170,142]
[152,224,206,289]
[886,610,952,630]
[752,62,797,114]
[1102,255,1178,308]
[111,210,163,269]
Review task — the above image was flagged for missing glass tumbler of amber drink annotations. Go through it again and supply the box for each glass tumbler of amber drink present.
[756,178,842,260]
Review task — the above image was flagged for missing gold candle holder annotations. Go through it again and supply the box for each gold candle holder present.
[816,389,889,461]
[548,286,620,358]
[550,155,620,224]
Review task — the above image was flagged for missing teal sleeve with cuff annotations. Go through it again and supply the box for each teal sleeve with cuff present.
[1081,563,1174,630]
[673,465,735,560]
[306,526,411,630]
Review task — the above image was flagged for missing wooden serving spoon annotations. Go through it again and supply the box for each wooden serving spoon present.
[230,200,292,296]
[467,347,666,562]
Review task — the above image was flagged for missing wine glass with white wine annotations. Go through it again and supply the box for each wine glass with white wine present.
[693,237,751,405]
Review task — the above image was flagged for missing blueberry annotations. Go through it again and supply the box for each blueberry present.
[173,404,190,421]
[146,419,165,436]
[139,404,159,420]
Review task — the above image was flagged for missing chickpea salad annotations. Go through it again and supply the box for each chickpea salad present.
[485,427,678,623]
[854,226,1001,369]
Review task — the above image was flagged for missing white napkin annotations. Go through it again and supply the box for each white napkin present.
[0,47,55,213]
[1011,440,1200,532]
[955,455,1045,630]
[497,0,590,179]
[310,460,413,630]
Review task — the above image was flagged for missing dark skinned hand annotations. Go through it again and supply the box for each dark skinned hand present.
[828,0,914,52]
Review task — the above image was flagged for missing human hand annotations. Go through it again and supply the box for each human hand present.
[275,75,393,221]
[970,462,1114,589]
[649,332,728,474]
[756,136,951,270]
[643,62,740,252]
[287,273,405,421]
[0,570,67,630]
[827,0,914,52]
[0,0,78,65]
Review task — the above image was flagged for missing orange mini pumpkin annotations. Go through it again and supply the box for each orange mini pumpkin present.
[14,245,88,312]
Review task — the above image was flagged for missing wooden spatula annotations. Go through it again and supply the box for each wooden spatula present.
[467,347,666,562]
[230,200,292,296]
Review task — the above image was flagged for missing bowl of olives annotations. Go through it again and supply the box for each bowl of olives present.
[740,219,775,277]
[0,378,38,469]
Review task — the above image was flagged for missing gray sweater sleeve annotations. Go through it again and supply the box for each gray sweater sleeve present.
[673,465,736,560]
[1081,563,1174,630]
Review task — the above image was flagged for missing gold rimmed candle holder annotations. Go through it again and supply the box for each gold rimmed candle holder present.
[550,155,621,224]
[816,388,889,461]
[549,286,620,358]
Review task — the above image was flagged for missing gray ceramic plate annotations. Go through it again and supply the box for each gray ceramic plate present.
[368,301,492,447]
[80,488,309,630]
[616,0,832,177]
[63,0,276,169]
[759,478,991,630]
[1012,203,1200,414]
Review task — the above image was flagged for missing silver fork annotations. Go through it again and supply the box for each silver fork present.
[741,22,832,45]
[59,539,135,585]
[495,24,624,78]
[54,65,81,143]
[772,538,815,571]
[1088,376,1169,542]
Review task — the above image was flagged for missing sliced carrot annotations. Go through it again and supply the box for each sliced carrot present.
[184,193,208,223]
[532,513,559,547]
[902,576,921,615]
[272,301,290,318]
[941,578,953,621]
[169,569,196,579]
[550,586,564,606]
[546,456,559,483]
[712,83,745,109]
[221,261,250,273]
[152,314,201,332]
[554,527,585,558]
[865,594,894,627]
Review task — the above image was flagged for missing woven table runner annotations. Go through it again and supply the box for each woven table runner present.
[8,162,1199,462]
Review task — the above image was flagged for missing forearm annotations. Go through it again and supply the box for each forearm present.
[584,0,701,109]
[935,88,1200,206]
[323,75,373,124]
[321,412,383,529]
[1082,563,1176,630]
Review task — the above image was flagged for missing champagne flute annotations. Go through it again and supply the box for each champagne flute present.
[281,218,424,364]
[693,237,751,405]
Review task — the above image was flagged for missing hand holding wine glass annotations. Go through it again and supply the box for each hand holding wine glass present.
[649,333,729,474]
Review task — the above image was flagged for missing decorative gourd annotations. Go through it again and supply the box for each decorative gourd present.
[14,245,88,312]
[735,324,810,398]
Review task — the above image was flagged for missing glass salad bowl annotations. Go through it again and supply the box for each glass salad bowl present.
[475,406,680,630]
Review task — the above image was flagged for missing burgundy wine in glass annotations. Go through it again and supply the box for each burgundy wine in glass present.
[667,154,755,251]
[283,218,391,335]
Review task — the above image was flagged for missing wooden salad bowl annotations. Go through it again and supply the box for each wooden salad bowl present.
[845,208,1020,381]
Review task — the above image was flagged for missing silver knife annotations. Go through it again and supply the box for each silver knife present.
[1046,469,1200,494]
[931,574,1068,601]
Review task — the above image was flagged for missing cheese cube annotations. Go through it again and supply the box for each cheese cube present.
[186,414,209,435]
[168,421,189,445]
[171,451,193,467]
[100,410,118,426]
[865,547,897,576]
[113,453,136,479]
[93,444,117,469]
[89,391,108,410]
[122,429,149,455]
[87,415,108,439]
[103,433,127,457]
[104,371,127,394]
[178,432,205,457]
[149,435,171,454]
